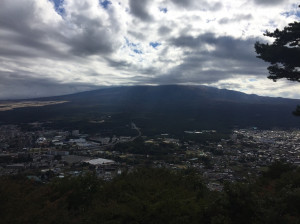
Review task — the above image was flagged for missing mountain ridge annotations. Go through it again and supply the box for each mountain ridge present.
[1,85,297,103]
[0,85,299,134]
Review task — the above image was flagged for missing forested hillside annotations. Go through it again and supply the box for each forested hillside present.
[1,85,300,135]
[0,163,299,224]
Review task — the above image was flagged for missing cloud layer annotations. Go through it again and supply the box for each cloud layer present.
[0,0,299,99]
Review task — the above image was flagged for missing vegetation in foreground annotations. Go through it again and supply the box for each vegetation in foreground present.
[0,162,299,224]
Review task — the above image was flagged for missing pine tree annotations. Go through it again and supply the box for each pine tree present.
[255,6,300,115]
[255,6,300,82]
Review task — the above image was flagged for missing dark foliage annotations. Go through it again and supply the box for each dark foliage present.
[0,163,299,223]
[255,20,300,82]
[114,137,178,155]
[255,6,300,115]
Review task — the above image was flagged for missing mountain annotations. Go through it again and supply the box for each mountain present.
[0,85,299,135]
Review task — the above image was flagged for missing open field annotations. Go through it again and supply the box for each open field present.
[0,101,68,111]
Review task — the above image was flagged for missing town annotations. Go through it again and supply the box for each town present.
[0,122,300,191]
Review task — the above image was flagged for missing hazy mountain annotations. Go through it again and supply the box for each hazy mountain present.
[1,85,299,135]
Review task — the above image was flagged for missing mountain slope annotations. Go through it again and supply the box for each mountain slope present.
[0,85,299,135]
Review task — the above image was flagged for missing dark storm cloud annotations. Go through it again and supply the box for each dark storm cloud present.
[169,33,260,63]
[129,0,153,21]
[219,14,253,24]
[119,32,268,86]
[128,30,147,40]
[105,57,160,78]
[170,0,223,11]
[158,26,172,36]
[149,69,233,85]
[61,10,120,56]
[67,27,115,56]
[0,1,67,59]
[151,33,267,85]
[0,71,99,100]
[0,30,69,59]
[170,0,194,7]
[105,58,133,69]
[253,0,285,6]
[0,0,119,59]
[208,2,223,11]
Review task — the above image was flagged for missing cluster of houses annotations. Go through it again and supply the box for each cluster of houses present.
[0,124,131,180]
[1,123,300,191]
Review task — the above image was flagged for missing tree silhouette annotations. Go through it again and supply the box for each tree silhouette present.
[255,21,300,81]
[255,6,300,114]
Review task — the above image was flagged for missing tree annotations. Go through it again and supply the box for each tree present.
[255,6,300,115]
[255,8,300,82]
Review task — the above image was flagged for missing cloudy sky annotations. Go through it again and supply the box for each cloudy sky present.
[0,0,299,99]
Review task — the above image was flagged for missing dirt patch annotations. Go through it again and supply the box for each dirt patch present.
[0,101,68,111]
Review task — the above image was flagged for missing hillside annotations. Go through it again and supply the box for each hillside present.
[0,85,299,135]
[0,164,299,224]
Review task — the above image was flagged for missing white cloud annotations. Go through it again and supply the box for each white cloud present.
[0,0,299,99]
[208,76,300,99]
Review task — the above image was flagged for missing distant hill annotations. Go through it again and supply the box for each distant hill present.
[0,85,299,135]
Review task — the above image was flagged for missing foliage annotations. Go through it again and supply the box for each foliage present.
[0,163,299,223]
[182,132,230,144]
[255,20,300,82]
[255,6,300,115]
[114,137,179,155]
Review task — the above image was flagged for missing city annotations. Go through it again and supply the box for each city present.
[1,122,299,191]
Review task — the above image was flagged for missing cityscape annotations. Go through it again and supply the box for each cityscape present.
[1,122,299,191]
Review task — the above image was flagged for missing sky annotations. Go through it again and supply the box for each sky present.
[0,0,299,99]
